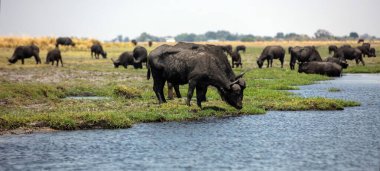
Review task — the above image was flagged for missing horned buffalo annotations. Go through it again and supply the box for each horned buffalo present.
[257,46,285,68]
[358,39,364,44]
[357,43,371,57]
[55,37,75,48]
[8,45,41,64]
[333,46,365,66]
[147,43,246,109]
[133,46,148,69]
[91,44,107,59]
[111,52,139,69]
[231,50,242,68]
[46,48,63,67]
[325,57,348,69]
[298,62,342,77]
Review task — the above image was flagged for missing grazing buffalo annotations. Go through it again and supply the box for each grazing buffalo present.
[358,39,364,44]
[147,43,246,109]
[289,46,302,70]
[111,52,139,69]
[131,40,137,46]
[148,41,153,47]
[325,57,348,69]
[46,48,63,67]
[236,45,246,53]
[133,46,148,68]
[8,45,41,64]
[257,46,285,68]
[221,45,233,56]
[55,37,75,48]
[369,48,376,57]
[298,62,342,77]
[333,46,365,66]
[91,44,107,59]
[357,43,371,57]
[328,45,338,55]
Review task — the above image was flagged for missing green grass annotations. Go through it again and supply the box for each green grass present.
[0,42,374,132]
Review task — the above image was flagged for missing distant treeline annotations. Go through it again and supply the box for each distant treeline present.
[111,29,378,42]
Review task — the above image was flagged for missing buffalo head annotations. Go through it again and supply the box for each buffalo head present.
[8,56,17,64]
[111,58,119,68]
[102,52,107,59]
[257,59,264,68]
[220,73,246,109]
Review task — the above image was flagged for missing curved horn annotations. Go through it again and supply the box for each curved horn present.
[230,80,239,87]
[235,72,246,80]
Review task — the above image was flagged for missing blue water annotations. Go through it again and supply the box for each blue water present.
[1,74,380,171]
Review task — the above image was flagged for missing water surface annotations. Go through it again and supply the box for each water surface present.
[1,74,379,170]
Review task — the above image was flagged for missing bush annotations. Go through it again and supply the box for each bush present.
[113,85,142,99]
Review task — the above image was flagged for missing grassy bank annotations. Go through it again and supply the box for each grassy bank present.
[1,40,376,133]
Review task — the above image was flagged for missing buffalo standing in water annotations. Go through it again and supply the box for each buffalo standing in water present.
[46,48,63,67]
[298,62,342,77]
[257,46,285,68]
[55,37,75,48]
[147,42,246,109]
[91,44,107,59]
[8,45,41,64]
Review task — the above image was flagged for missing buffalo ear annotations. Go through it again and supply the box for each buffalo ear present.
[238,79,246,88]
[229,80,239,88]
[235,72,245,80]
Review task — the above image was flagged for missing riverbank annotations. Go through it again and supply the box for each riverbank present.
[2,41,378,134]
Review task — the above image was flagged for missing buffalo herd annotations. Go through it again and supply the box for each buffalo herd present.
[5,38,377,109]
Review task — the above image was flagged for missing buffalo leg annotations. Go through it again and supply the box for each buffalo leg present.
[167,82,174,100]
[280,58,284,68]
[195,85,206,108]
[21,58,25,65]
[186,80,197,106]
[359,57,365,66]
[173,84,181,98]
[60,58,63,67]
[153,80,166,104]
[266,59,270,68]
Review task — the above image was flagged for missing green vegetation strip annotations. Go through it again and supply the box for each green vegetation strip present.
[0,68,360,132]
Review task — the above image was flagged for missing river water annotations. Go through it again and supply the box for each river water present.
[1,74,380,171]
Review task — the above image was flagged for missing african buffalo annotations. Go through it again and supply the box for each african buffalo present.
[148,41,153,47]
[147,43,246,109]
[296,46,322,63]
[289,46,302,70]
[55,37,75,48]
[231,50,242,68]
[369,48,376,57]
[298,61,342,77]
[236,45,246,53]
[111,52,139,69]
[328,45,338,55]
[8,45,41,64]
[91,44,107,59]
[357,43,371,57]
[257,46,285,68]
[358,39,364,44]
[221,45,233,56]
[46,48,63,67]
[131,40,137,46]
[333,46,365,66]
[325,57,348,69]
[133,46,148,69]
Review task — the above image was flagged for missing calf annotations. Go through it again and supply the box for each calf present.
[46,48,63,67]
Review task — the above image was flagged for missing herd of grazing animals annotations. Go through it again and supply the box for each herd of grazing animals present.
[5,37,377,109]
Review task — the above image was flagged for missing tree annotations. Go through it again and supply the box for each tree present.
[275,32,284,39]
[349,32,359,39]
[205,31,217,40]
[314,29,333,39]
